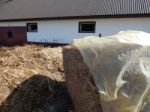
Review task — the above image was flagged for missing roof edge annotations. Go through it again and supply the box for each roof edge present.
[0,14,150,22]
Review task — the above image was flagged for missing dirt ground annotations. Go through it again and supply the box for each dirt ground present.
[0,44,74,112]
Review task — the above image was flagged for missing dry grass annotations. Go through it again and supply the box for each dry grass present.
[0,44,73,112]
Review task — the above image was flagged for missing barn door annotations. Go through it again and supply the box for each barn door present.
[0,26,27,46]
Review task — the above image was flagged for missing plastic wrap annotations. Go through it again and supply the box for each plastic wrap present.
[73,31,150,112]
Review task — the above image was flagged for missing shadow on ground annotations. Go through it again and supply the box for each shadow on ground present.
[0,75,74,112]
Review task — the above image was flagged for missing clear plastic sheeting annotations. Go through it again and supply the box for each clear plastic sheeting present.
[73,31,150,112]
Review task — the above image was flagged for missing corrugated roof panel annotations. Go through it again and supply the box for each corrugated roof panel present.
[0,0,150,21]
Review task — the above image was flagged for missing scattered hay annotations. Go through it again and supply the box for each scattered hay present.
[0,44,74,112]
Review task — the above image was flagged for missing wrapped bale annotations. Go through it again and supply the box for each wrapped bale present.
[63,30,150,112]
[63,46,103,112]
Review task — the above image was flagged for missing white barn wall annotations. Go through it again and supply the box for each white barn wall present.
[0,17,150,43]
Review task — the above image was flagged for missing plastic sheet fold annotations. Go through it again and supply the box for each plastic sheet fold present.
[73,31,150,112]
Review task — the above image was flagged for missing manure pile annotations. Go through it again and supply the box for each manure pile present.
[0,45,74,112]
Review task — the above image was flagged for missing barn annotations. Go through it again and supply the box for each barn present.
[0,0,150,46]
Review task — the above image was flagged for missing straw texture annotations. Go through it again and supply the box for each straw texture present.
[63,45,103,112]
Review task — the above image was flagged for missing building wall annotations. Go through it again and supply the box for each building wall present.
[0,17,150,44]
[0,26,27,46]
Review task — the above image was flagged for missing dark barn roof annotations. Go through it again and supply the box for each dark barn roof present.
[0,0,150,21]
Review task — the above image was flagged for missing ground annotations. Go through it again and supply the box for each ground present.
[0,44,74,112]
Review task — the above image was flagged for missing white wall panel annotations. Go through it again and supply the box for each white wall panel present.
[0,18,150,43]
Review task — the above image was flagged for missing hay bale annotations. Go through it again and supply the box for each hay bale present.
[63,46,103,112]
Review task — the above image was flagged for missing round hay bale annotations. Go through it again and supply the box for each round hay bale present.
[63,46,103,112]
